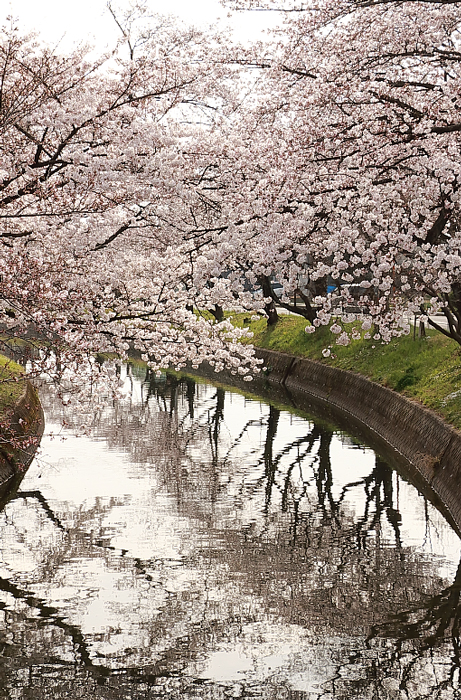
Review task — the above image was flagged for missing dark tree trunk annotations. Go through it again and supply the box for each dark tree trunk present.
[259,275,279,326]
[210,304,224,322]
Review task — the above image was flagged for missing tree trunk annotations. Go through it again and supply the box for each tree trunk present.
[259,275,279,326]
[210,304,224,322]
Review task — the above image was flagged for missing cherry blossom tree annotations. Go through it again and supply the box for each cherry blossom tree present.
[5,0,461,407]
[0,9,262,396]
[217,0,461,346]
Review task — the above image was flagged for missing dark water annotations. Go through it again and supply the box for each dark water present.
[0,366,460,699]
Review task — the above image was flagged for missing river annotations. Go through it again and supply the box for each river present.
[0,364,460,699]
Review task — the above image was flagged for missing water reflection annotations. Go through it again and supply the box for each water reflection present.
[0,366,459,698]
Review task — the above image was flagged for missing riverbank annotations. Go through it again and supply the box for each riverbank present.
[0,355,44,502]
[232,313,461,430]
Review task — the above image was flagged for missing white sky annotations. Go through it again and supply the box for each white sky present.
[2,0,279,49]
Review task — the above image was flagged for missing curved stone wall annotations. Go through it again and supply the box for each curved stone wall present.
[256,348,461,533]
[0,381,45,505]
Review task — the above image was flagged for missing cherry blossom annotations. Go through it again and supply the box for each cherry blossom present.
[0,12,262,393]
[216,0,461,346]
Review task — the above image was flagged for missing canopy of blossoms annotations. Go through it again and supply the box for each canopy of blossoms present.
[2,0,461,399]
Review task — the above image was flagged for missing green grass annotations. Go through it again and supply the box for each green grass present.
[0,355,25,413]
[229,313,461,430]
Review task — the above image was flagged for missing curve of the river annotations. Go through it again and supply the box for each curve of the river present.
[0,364,460,699]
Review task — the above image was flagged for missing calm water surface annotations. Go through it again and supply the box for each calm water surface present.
[0,366,460,699]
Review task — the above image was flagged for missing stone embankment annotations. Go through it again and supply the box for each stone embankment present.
[0,381,44,507]
[253,348,461,534]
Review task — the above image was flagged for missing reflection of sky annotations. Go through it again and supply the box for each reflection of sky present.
[0,371,460,691]
[194,623,339,691]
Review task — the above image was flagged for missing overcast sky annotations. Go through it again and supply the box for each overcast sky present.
[2,0,278,49]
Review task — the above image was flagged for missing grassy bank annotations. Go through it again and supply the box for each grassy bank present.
[231,313,461,430]
[0,355,25,414]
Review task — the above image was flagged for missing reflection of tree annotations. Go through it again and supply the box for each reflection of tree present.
[338,455,403,551]
[369,553,461,674]
[208,387,225,467]
[321,558,461,699]
[263,404,280,514]
[253,407,403,551]
[11,490,66,530]
[312,426,336,526]
[7,368,459,699]
[37,369,438,567]
[0,575,100,670]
